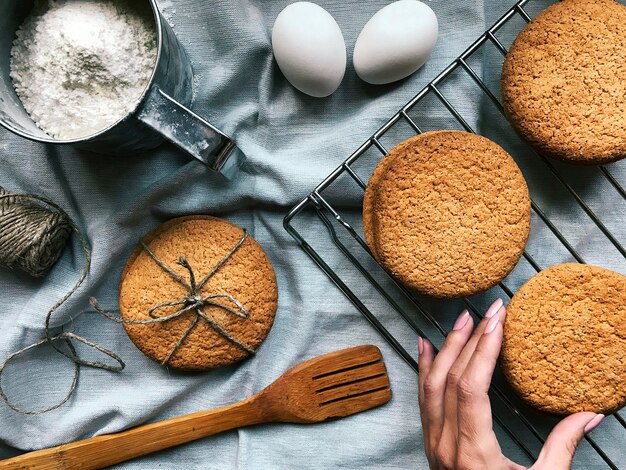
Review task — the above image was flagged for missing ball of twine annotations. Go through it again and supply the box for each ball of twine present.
[0,187,72,277]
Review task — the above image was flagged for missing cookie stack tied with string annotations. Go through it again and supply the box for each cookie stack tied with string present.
[115,216,278,370]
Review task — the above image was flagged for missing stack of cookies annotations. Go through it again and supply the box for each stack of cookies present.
[363,130,531,299]
[119,216,278,370]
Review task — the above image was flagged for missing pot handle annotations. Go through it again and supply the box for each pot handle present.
[137,85,244,179]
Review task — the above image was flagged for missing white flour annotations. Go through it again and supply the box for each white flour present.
[10,0,158,140]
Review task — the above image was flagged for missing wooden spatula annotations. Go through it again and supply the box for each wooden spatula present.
[1,345,391,470]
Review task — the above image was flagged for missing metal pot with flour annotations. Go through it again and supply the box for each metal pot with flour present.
[0,0,242,178]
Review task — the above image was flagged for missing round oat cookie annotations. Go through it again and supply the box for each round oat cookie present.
[363,131,531,299]
[501,0,626,165]
[502,263,626,415]
[118,216,278,370]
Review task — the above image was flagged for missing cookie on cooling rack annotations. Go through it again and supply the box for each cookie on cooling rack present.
[501,0,626,165]
[118,216,278,370]
[363,130,531,299]
[502,263,626,415]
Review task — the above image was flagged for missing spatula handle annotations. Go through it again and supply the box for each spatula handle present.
[0,397,266,470]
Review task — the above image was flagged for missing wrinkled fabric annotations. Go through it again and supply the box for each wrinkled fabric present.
[1,0,625,468]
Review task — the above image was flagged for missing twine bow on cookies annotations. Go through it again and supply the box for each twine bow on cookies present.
[91,230,257,366]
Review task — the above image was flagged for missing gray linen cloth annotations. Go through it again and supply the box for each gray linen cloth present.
[1,0,624,468]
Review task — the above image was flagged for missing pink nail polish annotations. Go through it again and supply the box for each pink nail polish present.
[498,306,507,323]
[484,312,501,334]
[584,414,605,434]
[453,310,470,331]
[485,298,504,318]
[418,336,424,355]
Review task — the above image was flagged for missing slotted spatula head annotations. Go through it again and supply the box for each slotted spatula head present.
[258,345,392,424]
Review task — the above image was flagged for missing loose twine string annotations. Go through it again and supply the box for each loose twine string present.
[0,189,121,415]
[0,189,256,414]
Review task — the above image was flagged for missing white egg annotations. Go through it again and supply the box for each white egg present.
[271,2,347,98]
[353,0,438,85]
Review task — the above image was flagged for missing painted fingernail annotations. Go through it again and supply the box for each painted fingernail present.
[453,310,470,331]
[485,298,504,318]
[418,336,424,355]
[584,414,605,434]
[484,311,502,334]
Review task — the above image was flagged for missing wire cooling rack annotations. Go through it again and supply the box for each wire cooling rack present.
[284,0,626,468]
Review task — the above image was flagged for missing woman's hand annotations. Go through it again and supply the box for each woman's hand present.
[418,299,605,470]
